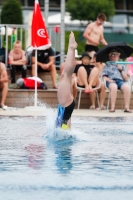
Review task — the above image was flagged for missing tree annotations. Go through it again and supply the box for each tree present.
[66,0,115,21]
[1,0,23,24]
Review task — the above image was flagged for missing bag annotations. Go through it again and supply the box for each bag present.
[23,78,47,89]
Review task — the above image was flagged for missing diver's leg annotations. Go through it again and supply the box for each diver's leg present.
[63,31,78,75]
[57,32,78,106]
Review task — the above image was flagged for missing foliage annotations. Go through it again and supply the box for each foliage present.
[1,0,23,24]
[65,31,85,54]
[66,0,115,21]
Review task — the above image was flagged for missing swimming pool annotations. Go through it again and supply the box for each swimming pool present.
[0,115,133,200]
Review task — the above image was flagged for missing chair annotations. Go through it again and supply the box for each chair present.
[74,77,101,109]
[103,78,132,110]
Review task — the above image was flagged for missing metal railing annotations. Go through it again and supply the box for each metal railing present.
[0,24,61,66]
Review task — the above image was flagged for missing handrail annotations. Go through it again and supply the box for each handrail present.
[106,61,133,64]
[0,24,61,66]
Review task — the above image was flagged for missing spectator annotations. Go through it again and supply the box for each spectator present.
[102,49,132,113]
[0,62,9,110]
[31,47,57,89]
[74,52,100,92]
[73,51,106,110]
[9,40,27,83]
[83,13,107,53]
[89,51,106,109]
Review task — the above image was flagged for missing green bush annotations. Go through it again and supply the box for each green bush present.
[66,0,115,21]
[1,0,23,24]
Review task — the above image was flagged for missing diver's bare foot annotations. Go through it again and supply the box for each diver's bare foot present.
[69,31,78,49]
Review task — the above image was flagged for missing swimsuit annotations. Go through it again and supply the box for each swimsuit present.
[77,84,96,89]
[85,44,99,52]
[55,99,75,129]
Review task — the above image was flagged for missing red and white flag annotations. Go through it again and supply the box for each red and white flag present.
[31,0,51,50]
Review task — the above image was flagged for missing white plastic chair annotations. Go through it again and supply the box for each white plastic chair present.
[74,77,101,109]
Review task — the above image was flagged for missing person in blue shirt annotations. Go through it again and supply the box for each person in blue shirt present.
[102,49,132,113]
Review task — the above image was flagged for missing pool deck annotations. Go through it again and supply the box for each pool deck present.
[0,107,132,117]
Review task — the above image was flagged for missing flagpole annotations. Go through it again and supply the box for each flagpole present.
[25,0,51,111]
[34,49,37,107]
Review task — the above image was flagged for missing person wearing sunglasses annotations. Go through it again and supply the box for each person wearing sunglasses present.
[83,13,108,53]
[102,49,132,113]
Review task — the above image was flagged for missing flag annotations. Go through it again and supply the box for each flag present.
[31,0,51,50]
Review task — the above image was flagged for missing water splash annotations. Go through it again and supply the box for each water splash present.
[31,96,87,142]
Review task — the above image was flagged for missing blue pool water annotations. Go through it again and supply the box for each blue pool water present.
[0,114,133,200]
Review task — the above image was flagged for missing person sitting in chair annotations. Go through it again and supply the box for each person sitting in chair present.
[102,49,132,113]
[73,51,106,110]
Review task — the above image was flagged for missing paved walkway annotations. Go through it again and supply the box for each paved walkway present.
[0,106,132,117]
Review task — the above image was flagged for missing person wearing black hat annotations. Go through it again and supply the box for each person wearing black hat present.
[73,51,100,93]
[73,51,106,110]
[102,49,132,113]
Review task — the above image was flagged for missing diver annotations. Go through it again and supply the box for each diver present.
[56,32,78,130]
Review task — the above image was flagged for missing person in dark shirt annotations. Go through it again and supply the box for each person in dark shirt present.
[73,51,106,110]
[74,62,94,79]
[31,47,57,89]
[73,52,99,92]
